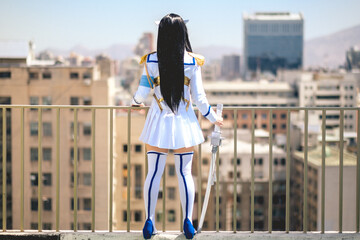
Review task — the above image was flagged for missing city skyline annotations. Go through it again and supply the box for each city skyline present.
[1,0,360,51]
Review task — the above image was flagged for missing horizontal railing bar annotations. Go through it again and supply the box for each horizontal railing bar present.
[1,105,360,111]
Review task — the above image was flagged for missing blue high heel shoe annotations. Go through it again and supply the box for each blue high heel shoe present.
[142,218,154,239]
[183,218,195,239]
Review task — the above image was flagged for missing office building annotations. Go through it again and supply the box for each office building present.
[243,12,304,77]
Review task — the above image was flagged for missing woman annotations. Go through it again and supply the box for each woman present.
[131,13,223,239]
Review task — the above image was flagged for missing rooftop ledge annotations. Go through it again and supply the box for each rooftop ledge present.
[0,231,359,240]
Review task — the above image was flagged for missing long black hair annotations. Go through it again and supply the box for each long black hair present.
[157,13,192,113]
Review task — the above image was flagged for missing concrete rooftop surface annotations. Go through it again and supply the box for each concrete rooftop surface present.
[0,231,360,240]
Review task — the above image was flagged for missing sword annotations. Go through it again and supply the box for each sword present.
[197,103,223,233]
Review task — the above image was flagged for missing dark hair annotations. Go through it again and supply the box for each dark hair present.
[157,13,192,113]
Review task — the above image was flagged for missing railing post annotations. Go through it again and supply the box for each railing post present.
[268,109,273,233]
[38,108,43,232]
[2,107,6,231]
[109,108,113,232]
[91,109,96,232]
[56,108,60,232]
[303,109,308,232]
[126,108,131,232]
[20,108,24,232]
[251,109,255,233]
[73,108,78,232]
[233,109,238,233]
[216,149,220,232]
[339,109,344,233]
[285,109,290,233]
[357,109,360,233]
[321,109,326,233]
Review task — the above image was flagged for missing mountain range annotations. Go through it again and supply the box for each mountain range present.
[40,24,360,68]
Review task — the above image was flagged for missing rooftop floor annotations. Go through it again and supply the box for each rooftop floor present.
[0,231,359,240]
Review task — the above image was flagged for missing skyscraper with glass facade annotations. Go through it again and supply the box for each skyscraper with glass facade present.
[243,12,304,78]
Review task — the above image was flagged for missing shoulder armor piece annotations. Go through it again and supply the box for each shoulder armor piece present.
[188,52,205,66]
[140,51,157,64]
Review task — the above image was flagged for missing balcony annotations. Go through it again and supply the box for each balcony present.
[0,105,359,239]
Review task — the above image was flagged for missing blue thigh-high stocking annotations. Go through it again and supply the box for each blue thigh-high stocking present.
[175,152,195,239]
[143,151,167,239]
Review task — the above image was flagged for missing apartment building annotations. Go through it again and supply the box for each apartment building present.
[0,40,115,230]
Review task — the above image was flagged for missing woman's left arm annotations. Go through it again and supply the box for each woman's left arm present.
[131,66,154,106]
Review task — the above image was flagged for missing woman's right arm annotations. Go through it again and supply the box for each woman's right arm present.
[190,64,223,126]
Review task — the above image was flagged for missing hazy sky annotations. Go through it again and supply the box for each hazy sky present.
[1,0,360,51]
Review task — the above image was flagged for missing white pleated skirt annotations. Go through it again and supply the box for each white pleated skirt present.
[139,99,205,149]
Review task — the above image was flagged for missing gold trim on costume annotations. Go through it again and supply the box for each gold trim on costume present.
[184,76,190,86]
[153,94,163,111]
[187,52,205,66]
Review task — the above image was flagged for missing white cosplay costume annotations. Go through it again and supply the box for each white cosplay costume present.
[132,51,218,239]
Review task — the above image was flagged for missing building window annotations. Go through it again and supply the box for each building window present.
[168,187,176,200]
[70,122,80,136]
[168,210,175,222]
[281,158,286,166]
[43,198,52,211]
[70,72,79,79]
[42,96,52,106]
[281,124,286,129]
[254,196,264,205]
[134,165,142,199]
[168,164,175,176]
[30,223,38,230]
[242,113,247,119]
[83,73,91,79]
[135,144,142,152]
[272,124,277,129]
[30,96,39,106]
[261,113,267,119]
[83,223,91,230]
[43,122,52,136]
[70,148,80,162]
[242,124,247,129]
[30,173,38,186]
[30,148,38,161]
[83,198,91,211]
[70,97,79,105]
[42,72,52,79]
[274,158,278,165]
[281,113,286,119]
[83,173,91,186]
[261,124,267,129]
[43,173,52,186]
[202,158,209,165]
[83,97,92,106]
[123,210,127,222]
[83,148,91,161]
[29,72,39,79]
[0,71,11,78]
[134,211,142,222]
[237,158,241,165]
[228,171,233,178]
[83,123,91,135]
[70,198,79,210]
[123,144,128,152]
[31,198,38,211]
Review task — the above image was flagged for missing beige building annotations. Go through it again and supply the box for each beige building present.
[292,145,357,231]
[114,113,181,231]
[199,133,287,231]
[0,41,115,230]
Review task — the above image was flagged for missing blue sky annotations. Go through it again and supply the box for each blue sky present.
[1,0,360,51]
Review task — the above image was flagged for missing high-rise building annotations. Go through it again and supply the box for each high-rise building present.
[134,33,154,57]
[243,12,304,78]
[0,40,115,230]
[346,46,360,71]
[221,55,241,80]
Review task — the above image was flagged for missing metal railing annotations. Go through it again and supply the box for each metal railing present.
[0,105,359,234]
